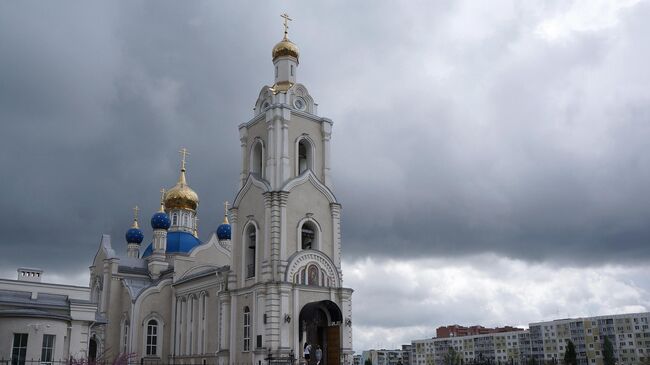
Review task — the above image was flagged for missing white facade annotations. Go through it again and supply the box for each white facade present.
[0,270,98,363]
[84,27,353,365]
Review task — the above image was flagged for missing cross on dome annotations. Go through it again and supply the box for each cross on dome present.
[132,205,140,228]
[281,13,292,39]
[179,147,190,171]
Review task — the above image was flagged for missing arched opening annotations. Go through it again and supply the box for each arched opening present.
[301,221,317,250]
[146,319,158,356]
[172,213,178,226]
[245,224,256,278]
[299,300,343,365]
[89,337,97,362]
[297,138,313,175]
[250,140,264,177]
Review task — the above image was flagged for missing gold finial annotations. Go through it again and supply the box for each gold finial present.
[223,201,230,224]
[159,188,166,212]
[132,206,140,229]
[281,13,292,39]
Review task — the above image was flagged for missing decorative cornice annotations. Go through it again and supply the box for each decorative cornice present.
[281,170,337,203]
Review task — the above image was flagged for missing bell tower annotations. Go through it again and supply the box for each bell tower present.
[222,15,353,365]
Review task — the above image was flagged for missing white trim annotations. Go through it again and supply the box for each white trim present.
[281,170,337,204]
[233,174,271,208]
[241,219,260,282]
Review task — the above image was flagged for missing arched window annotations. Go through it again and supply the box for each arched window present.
[183,214,189,227]
[243,307,251,352]
[146,319,158,356]
[301,221,316,250]
[250,140,264,177]
[296,137,313,175]
[245,225,256,278]
[172,213,178,226]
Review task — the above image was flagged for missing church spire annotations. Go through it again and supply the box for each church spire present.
[271,13,299,94]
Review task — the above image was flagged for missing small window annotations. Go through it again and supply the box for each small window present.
[246,225,256,278]
[172,213,178,226]
[250,140,264,177]
[291,65,294,76]
[183,214,189,227]
[146,319,158,356]
[122,322,129,353]
[12,333,28,365]
[41,335,55,364]
[243,307,251,351]
[275,66,278,78]
[301,221,316,250]
[297,138,313,175]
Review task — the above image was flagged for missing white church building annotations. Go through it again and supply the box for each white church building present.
[88,21,353,365]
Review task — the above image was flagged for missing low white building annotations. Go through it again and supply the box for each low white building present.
[0,268,98,363]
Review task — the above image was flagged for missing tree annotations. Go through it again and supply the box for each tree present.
[364,358,373,365]
[603,336,615,365]
[564,340,577,365]
[444,347,462,365]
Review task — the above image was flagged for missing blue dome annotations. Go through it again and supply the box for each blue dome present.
[142,231,201,257]
[151,212,171,230]
[125,227,144,244]
[216,223,231,240]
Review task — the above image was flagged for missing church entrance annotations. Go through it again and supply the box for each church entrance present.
[88,337,97,362]
[299,300,342,365]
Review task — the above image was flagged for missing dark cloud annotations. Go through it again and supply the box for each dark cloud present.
[0,1,649,278]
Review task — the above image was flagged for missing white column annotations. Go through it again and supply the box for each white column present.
[322,121,333,188]
[239,128,248,188]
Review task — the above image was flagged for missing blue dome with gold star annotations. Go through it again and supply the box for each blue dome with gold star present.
[151,212,171,230]
[217,222,231,240]
[125,227,144,244]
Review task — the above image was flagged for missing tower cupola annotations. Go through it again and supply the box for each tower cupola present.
[125,206,143,258]
[271,13,299,94]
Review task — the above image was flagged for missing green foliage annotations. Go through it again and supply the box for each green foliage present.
[364,358,373,365]
[527,357,537,365]
[564,340,577,365]
[444,347,462,365]
[603,336,615,365]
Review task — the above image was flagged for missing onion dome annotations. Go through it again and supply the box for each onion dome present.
[151,189,171,230]
[272,37,299,61]
[164,149,199,211]
[125,207,144,244]
[216,201,231,240]
[142,231,202,258]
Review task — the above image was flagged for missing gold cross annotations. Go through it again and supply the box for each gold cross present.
[224,201,230,215]
[133,205,140,221]
[179,147,190,170]
[281,13,292,38]
[159,188,166,212]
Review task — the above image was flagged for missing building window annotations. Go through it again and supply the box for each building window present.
[297,138,313,175]
[122,322,129,353]
[172,213,178,226]
[250,140,264,177]
[301,221,316,250]
[146,319,158,356]
[291,65,294,76]
[245,224,256,278]
[41,335,55,364]
[183,214,189,227]
[11,333,28,365]
[243,307,251,352]
[275,66,278,78]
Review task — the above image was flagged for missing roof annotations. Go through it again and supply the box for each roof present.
[142,231,201,257]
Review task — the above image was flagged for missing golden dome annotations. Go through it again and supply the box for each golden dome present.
[164,166,199,211]
[272,37,299,61]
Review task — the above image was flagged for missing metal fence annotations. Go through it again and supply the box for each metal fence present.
[0,358,298,365]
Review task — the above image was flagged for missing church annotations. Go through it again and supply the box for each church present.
[88,18,354,365]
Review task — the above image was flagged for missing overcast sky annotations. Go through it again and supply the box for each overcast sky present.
[1,0,650,354]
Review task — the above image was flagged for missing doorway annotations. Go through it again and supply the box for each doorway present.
[298,300,342,365]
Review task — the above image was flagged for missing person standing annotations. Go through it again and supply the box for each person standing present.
[315,345,323,365]
[304,342,312,364]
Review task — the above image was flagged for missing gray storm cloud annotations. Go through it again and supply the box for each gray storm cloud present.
[0,0,649,277]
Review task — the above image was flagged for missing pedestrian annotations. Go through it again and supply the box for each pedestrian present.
[315,345,322,365]
[304,342,312,364]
